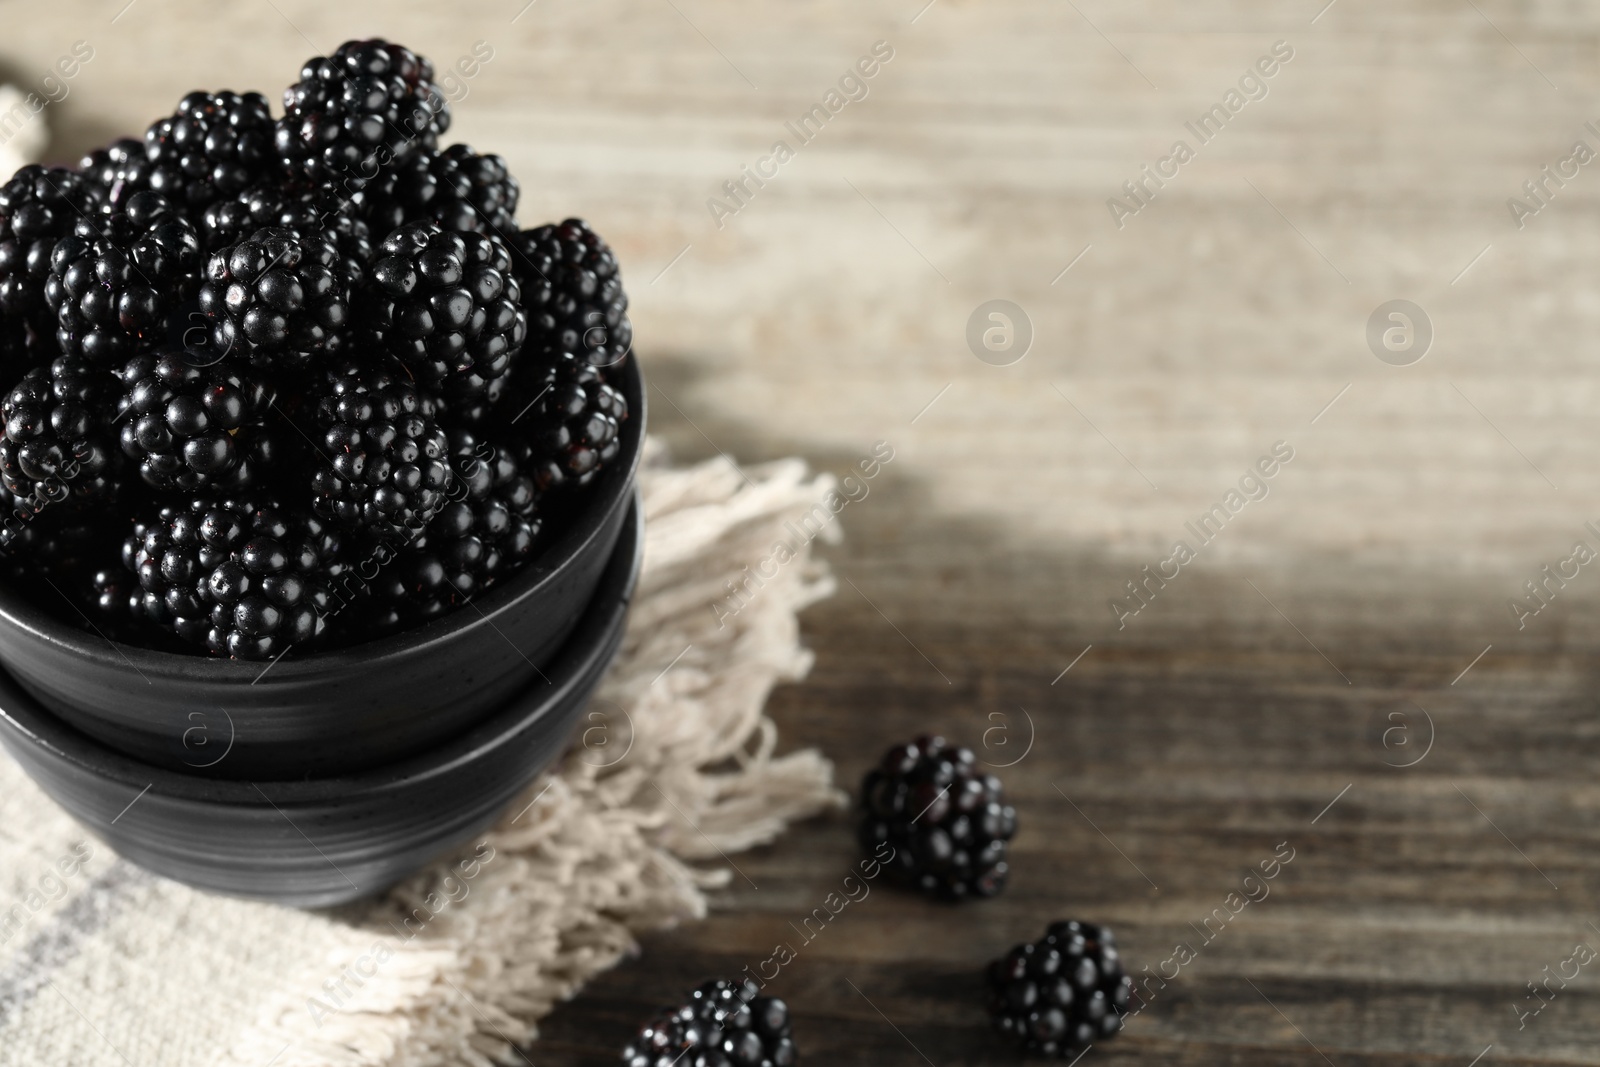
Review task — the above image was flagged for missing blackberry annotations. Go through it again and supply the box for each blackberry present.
[987,921,1133,1057]
[363,222,526,402]
[45,190,203,365]
[511,219,632,369]
[310,355,451,542]
[365,144,519,236]
[197,226,354,365]
[127,496,345,659]
[0,356,122,505]
[622,979,796,1067]
[78,137,155,208]
[115,348,278,491]
[858,736,1017,900]
[504,350,627,490]
[276,39,450,192]
[0,165,103,341]
[365,431,540,629]
[200,182,373,258]
[143,91,276,213]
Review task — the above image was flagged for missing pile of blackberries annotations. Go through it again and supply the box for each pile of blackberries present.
[0,40,633,660]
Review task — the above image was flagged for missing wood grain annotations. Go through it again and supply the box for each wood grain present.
[10,0,1600,1062]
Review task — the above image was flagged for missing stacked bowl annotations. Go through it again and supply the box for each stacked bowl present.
[0,360,645,908]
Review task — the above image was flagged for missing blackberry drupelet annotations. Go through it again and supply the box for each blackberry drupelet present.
[143,91,276,213]
[276,39,450,192]
[45,190,202,365]
[364,430,540,629]
[365,144,520,235]
[0,355,122,505]
[127,495,345,658]
[987,921,1133,1057]
[504,350,628,490]
[858,735,1017,900]
[0,165,103,342]
[621,978,796,1067]
[115,349,278,491]
[78,137,155,208]
[511,218,632,369]
[92,560,143,625]
[363,222,525,402]
[309,355,451,542]
[197,226,354,364]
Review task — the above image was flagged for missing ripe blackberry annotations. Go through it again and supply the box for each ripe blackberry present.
[115,349,278,491]
[310,356,451,542]
[0,165,103,341]
[276,39,450,192]
[45,190,203,365]
[858,736,1017,900]
[622,979,796,1067]
[197,226,354,365]
[504,350,627,490]
[201,181,373,258]
[0,356,122,505]
[987,921,1133,1057]
[363,222,526,402]
[143,91,276,213]
[511,219,632,369]
[78,137,155,208]
[127,496,345,659]
[365,431,540,629]
[365,144,520,236]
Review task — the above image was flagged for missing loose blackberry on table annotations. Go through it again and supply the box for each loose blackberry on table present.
[622,978,797,1067]
[511,218,632,370]
[361,222,526,402]
[987,921,1133,1057]
[858,735,1017,899]
[45,190,202,365]
[115,349,278,492]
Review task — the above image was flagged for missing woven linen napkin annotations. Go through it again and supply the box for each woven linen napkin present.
[0,439,844,1067]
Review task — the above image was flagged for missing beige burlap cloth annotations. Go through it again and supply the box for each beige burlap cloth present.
[0,440,844,1066]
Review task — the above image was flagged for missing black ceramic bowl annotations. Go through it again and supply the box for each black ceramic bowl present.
[0,357,645,779]
[0,492,640,907]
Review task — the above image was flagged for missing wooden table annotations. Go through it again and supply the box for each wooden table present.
[19,1,1600,1062]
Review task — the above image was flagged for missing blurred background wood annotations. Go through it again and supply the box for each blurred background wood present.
[11,0,1600,1062]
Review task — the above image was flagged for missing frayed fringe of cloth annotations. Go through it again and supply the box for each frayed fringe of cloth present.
[221,441,846,1066]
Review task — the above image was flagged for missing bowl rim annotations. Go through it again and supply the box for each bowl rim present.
[0,488,642,804]
[0,355,646,681]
